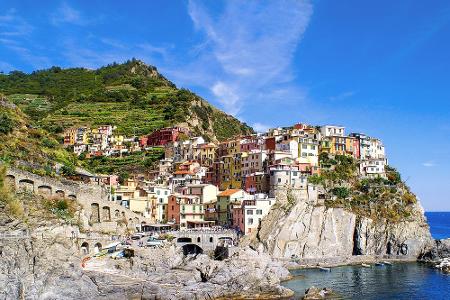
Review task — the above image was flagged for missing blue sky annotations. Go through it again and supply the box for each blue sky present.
[1,0,449,211]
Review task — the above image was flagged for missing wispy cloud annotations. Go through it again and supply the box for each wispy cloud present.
[422,161,436,167]
[252,122,272,133]
[165,0,313,116]
[61,38,171,69]
[51,2,89,26]
[329,91,357,101]
[0,9,33,36]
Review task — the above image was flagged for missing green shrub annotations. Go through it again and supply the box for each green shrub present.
[332,187,351,199]
[0,112,15,134]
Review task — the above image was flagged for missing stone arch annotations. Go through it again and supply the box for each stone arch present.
[94,242,102,253]
[55,190,65,198]
[102,206,111,221]
[18,179,34,192]
[114,209,120,218]
[37,185,52,196]
[5,175,15,188]
[81,241,89,254]
[182,244,203,256]
[68,194,77,200]
[91,203,100,223]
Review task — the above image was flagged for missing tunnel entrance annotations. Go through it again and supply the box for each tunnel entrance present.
[182,244,203,256]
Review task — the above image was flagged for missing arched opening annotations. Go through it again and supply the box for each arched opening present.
[37,185,52,196]
[68,194,77,200]
[209,237,214,243]
[197,237,201,243]
[18,179,34,192]
[114,209,120,218]
[55,190,65,198]
[94,242,102,253]
[102,206,111,221]
[5,175,15,188]
[81,242,89,254]
[91,203,100,223]
[177,237,192,243]
[182,244,203,256]
[386,241,392,255]
[121,211,126,218]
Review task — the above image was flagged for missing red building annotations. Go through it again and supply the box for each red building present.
[167,195,180,225]
[265,137,276,151]
[145,127,189,146]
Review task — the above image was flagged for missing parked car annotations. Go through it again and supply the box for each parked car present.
[131,232,145,240]
[146,236,165,248]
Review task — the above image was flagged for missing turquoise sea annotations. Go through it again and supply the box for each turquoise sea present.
[283,212,450,299]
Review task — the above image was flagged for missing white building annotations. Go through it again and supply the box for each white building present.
[320,125,345,137]
[360,158,387,178]
[242,195,275,234]
[297,136,319,166]
[269,162,307,196]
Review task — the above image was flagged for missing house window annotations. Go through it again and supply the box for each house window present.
[248,218,253,225]
[277,178,281,183]
[256,209,262,215]
[247,210,253,215]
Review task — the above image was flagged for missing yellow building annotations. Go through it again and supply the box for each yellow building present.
[220,153,242,190]
[64,128,77,145]
[196,142,217,166]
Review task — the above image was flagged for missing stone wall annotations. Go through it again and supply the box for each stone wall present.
[5,167,151,232]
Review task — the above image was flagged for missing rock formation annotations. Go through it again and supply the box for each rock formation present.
[250,189,433,265]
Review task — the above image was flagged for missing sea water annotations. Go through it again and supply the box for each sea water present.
[282,212,450,299]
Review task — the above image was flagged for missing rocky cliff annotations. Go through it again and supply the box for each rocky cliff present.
[250,188,433,265]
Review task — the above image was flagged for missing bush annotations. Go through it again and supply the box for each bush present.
[308,174,323,185]
[332,187,351,199]
[0,112,14,134]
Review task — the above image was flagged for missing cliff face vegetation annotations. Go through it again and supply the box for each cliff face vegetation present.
[250,154,433,262]
[309,154,418,223]
[0,59,253,141]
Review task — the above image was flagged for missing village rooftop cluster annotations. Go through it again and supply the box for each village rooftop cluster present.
[63,123,387,234]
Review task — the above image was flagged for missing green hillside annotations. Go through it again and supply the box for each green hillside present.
[0,59,253,140]
[0,95,76,176]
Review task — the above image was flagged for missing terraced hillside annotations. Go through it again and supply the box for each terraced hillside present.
[0,59,253,141]
[0,95,76,176]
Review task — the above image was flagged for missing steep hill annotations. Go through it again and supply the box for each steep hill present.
[0,95,76,176]
[0,59,253,141]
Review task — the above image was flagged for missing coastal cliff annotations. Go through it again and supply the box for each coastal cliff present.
[250,188,433,265]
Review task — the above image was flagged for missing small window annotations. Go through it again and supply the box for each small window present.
[248,218,253,225]
[247,209,254,215]
[256,209,262,215]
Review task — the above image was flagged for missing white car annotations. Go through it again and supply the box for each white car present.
[146,236,164,248]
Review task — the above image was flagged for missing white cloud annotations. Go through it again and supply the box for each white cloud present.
[0,9,33,36]
[165,0,313,116]
[211,81,241,115]
[252,122,272,133]
[51,2,88,26]
[422,161,436,167]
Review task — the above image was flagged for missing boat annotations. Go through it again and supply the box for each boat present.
[361,263,372,268]
[383,261,393,266]
[319,267,331,272]
[375,262,385,266]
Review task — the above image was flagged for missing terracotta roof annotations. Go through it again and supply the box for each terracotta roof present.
[174,170,194,175]
[218,189,242,197]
